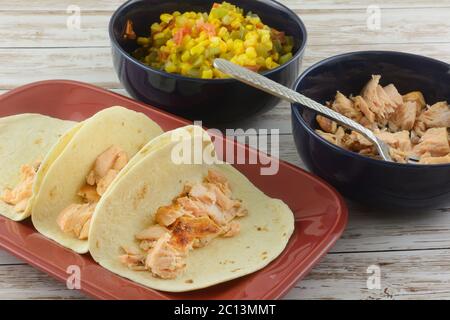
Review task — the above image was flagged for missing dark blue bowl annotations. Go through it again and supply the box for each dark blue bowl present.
[291,51,450,208]
[109,0,307,125]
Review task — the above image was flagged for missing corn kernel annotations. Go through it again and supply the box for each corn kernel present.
[190,45,205,55]
[181,51,191,62]
[164,62,177,73]
[160,14,173,24]
[201,69,213,79]
[245,47,257,59]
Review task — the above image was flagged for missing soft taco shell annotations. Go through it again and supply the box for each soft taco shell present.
[0,114,76,221]
[89,126,294,292]
[31,106,163,253]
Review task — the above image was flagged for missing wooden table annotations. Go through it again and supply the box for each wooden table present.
[0,0,449,300]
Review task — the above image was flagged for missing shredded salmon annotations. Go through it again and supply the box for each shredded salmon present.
[315,75,450,164]
[56,145,128,240]
[120,169,247,279]
[1,161,40,213]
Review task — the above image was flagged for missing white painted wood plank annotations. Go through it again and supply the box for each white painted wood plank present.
[0,250,21,265]
[285,249,450,300]
[1,8,450,47]
[0,264,88,299]
[0,47,118,90]
[0,42,448,93]
[1,0,449,11]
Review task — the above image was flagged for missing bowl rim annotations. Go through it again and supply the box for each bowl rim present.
[108,0,308,83]
[291,50,450,169]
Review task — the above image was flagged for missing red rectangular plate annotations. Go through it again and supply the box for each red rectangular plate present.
[0,80,347,300]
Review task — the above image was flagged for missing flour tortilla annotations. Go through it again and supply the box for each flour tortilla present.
[31,106,163,253]
[0,114,77,221]
[89,126,294,292]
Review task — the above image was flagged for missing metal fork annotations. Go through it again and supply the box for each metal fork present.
[213,58,395,162]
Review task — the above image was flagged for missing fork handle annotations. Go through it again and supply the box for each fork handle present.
[214,59,375,140]
[213,59,393,161]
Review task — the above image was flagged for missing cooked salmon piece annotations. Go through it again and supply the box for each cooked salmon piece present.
[79,218,91,240]
[389,101,417,131]
[77,184,100,203]
[205,169,231,196]
[316,127,346,147]
[331,91,362,121]
[353,95,375,124]
[413,127,450,157]
[342,131,373,152]
[145,233,188,279]
[383,84,404,107]
[361,75,399,122]
[376,85,397,113]
[316,115,337,133]
[155,204,190,226]
[58,145,129,240]
[418,101,450,130]
[316,130,339,145]
[124,170,246,279]
[1,163,38,213]
[188,183,216,204]
[135,225,169,241]
[171,216,222,246]
[206,183,235,211]
[419,153,450,164]
[403,91,426,115]
[92,145,128,180]
[96,169,118,196]
[119,246,146,271]
[56,202,96,239]
[376,130,412,163]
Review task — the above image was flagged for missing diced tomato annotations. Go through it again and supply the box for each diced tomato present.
[212,3,220,8]
[271,28,286,42]
[197,21,216,36]
[173,26,191,45]
[159,51,169,61]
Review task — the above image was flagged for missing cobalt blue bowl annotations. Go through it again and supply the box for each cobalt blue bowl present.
[109,0,307,125]
[291,51,450,208]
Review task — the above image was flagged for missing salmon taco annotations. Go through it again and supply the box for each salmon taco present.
[89,126,294,292]
[31,106,163,253]
[0,114,77,221]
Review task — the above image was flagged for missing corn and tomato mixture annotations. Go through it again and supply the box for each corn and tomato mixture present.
[132,2,295,79]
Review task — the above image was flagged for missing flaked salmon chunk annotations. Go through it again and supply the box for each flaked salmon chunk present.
[419,153,450,164]
[389,101,417,131]
[361,75,398,122]
[413,127,450,157]
[403,91,426,115]
[353,95,375,125]
[145,233,188,279]
[331,91,362,121]
[383,84,404,107]
[122,170,246,279]
[415,102,450,136]
[316,115,337,133]
[57,145,128,240]
[56,202,96,240]
[1,161,40,213]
